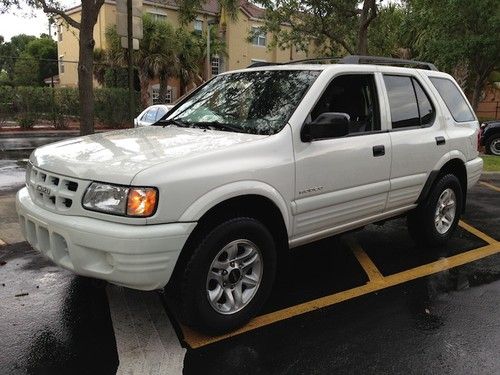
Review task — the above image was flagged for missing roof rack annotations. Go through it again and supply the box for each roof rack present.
[247,61,282,68]
[246,55,438,71]
[339,55,438,71]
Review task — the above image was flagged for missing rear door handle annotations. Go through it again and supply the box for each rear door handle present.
[372,145,385,157]
[435,136,446,145]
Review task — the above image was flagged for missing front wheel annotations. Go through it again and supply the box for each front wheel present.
[179,217,276,334]
[408,174,463,247]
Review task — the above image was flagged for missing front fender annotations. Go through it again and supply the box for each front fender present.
[178,180,292,235]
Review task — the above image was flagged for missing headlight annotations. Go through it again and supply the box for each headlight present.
[82,182,158,217]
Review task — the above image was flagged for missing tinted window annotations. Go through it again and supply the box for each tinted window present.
[311,74,380,134]
[413,79,435,126]
[430,77,475,122]
[384,75,420,128]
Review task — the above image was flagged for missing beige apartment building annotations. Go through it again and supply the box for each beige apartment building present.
[57,0,313,105]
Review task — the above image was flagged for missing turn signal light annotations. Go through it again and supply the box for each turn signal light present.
[127,188,158,217]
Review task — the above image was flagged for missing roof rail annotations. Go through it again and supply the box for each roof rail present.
[246,55,438,71]
[247,61,281,68]
[339,55,438,71]
[283,57,341,65]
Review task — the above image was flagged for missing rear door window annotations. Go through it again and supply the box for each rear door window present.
[429,77,475,122]
[384,75,436,129]
[413,79,434,126]
[383,75,420,129]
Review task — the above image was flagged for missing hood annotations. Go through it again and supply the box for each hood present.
[30,126,265,185]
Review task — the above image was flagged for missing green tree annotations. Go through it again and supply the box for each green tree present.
[25,36,58,84]
[368,3,406,57]
[1,1,106,135]
[253,0,378,56]
[13,52,39,86]
[403,0,500,110]
[0,34,37,81]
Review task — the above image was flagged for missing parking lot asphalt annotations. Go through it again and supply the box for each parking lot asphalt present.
[0,161,498,375]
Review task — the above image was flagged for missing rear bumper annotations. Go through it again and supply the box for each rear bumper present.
[465,157,483,189]
[16,187,196,290]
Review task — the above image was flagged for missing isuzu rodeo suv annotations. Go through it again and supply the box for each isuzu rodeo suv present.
[16,56,483,333]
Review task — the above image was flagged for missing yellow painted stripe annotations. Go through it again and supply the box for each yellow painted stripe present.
[479,181,500,193]
[181,240,499,349]
[345,237,384,281]
[459,220,497,245]
[0,238,6,246]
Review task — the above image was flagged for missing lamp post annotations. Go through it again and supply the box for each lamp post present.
[206,19,219,81]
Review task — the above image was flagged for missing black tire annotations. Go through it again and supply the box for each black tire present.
[485,135,500,156]
[180,217,276,334]
[407,174,463,247]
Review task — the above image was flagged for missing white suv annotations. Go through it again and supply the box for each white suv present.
[16,56,483,333]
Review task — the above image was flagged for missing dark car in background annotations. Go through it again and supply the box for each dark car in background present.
[480,120,500,156]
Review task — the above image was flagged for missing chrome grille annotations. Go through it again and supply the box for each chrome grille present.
[27,164,84,213]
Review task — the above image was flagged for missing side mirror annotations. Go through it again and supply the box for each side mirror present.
[301,112,350,142]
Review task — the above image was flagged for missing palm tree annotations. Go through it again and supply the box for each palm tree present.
[176,28,204,96]
[100,15,226,108]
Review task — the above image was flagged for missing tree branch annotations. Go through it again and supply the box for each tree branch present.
[92,0,105,22]
[37,0,81,29]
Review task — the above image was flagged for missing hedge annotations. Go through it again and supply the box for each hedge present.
[0,86,140,128]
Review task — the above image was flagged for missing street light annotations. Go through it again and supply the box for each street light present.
[206,19,219,81]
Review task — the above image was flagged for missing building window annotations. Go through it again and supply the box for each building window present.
[152,85,173,104]
[148,12,167,23]
[251,27,266,47]
[57,24,63,42]
[194,19,203,34]
[211,55,221,75]
[59,56,64,74]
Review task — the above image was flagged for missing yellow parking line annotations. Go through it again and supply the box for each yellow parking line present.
[345,237,384,282]
[0,238,6,246]
[479,181,500,193]
[180,223,500,349]
[459,220,497,244]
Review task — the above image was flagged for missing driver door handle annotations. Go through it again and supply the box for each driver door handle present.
[372,145,385,157]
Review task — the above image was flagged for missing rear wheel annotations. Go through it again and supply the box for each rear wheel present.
[408,174,463,247]
[179,217,276,334]
[485,135,500,156]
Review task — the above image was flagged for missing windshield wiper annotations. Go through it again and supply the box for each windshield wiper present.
[188,121,246,133]
[154,118,188,128]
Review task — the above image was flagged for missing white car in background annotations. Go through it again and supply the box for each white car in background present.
[134,104,173,127]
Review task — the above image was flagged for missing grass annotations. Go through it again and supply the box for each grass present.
[482,155,500,172]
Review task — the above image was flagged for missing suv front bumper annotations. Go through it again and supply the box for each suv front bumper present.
[16,187,196,290]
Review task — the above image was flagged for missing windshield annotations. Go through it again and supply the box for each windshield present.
[163,70,320,135]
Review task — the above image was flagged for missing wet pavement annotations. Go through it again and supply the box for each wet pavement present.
[0,160,499,374]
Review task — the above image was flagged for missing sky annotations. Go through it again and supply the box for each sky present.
[0,1,78,41]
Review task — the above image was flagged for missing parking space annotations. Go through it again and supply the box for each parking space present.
[0,171,499,374]
[173,219,498,350]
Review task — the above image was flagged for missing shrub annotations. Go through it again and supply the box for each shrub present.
[0,85,140,128]
[95,87,140,127]
[18,113,36,128]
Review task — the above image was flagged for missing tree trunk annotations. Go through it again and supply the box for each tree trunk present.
[139,72,150,108]
[471,75,484,112]
[159,76,169,103]
[357,0,377,55]
[78,2,96,136]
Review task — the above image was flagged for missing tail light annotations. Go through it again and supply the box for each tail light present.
[477,126,483,151]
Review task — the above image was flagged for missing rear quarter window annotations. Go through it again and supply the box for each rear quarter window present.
[429,77,475,122]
